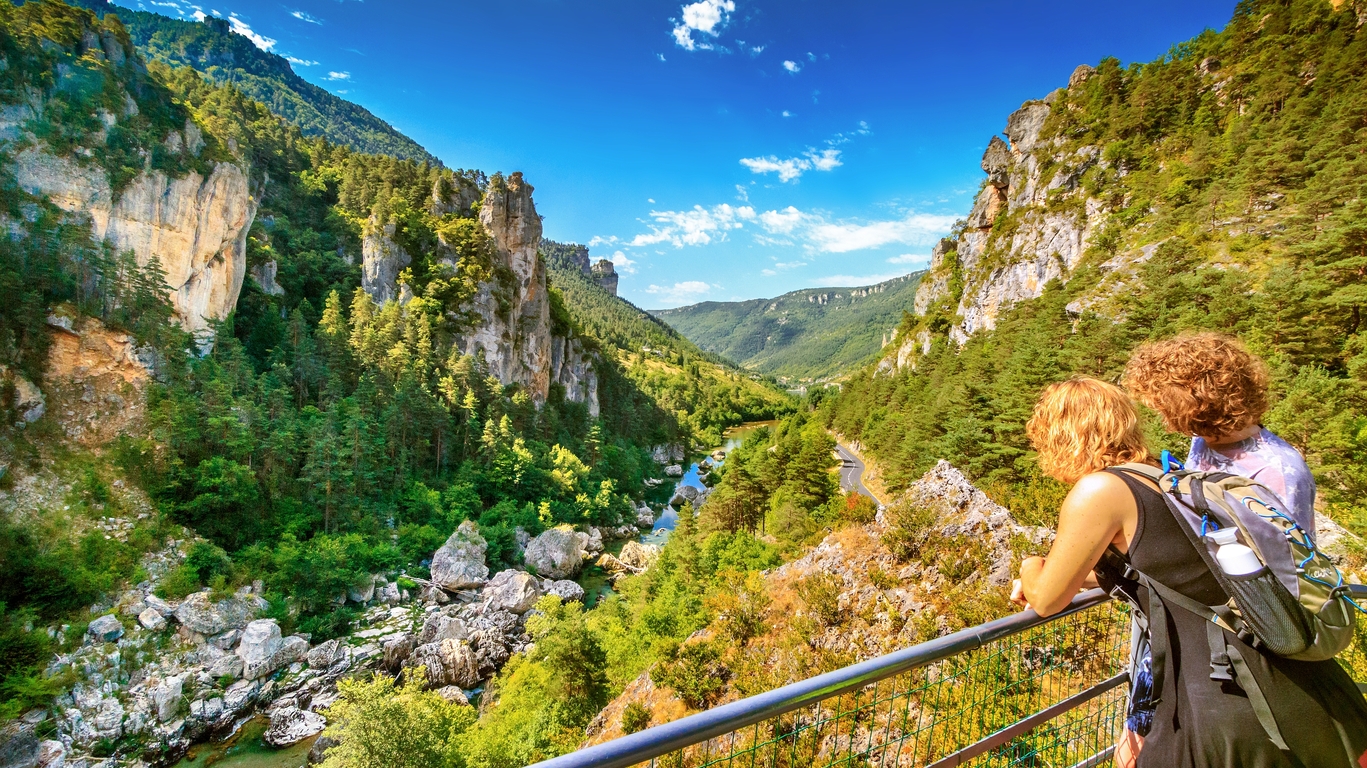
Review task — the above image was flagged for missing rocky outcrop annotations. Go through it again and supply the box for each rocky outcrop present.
[9,134,255,343]
[360,219,412,305]
[591,259,619,296]
[885,71,1112,369]
[430,521,489,591]
[174,592,258,637]
[455,173,599,413]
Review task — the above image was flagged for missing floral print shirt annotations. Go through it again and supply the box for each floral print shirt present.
[1187,427,1316,533]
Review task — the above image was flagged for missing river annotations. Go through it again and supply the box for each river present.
[174,421,779,768]
[577,419,776,606]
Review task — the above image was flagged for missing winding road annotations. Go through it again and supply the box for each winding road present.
[834,442,881,505]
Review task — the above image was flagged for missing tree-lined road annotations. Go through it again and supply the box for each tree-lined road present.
[835,443,880,505]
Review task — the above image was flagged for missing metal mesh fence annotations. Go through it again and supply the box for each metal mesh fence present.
[642,601,1132,768]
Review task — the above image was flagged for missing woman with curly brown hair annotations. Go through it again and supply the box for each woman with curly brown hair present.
[1123,331,1316,530]
[1012,378,1367,767]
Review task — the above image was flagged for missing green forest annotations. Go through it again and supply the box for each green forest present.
[654,272,923,383]
[542,247,793,444]
[6,0,1367,763]
[825,0,1367,540]
[54,0,433,161]
[0,0,794,730]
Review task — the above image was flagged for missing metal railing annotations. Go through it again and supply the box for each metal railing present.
[534,589,1129,768]
[534,584,1367,768]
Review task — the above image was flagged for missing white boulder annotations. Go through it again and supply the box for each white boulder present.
[137,607,166,632]
[430,521,489,590]
[262,706,326,747]
[236,620,283,680]
[482,570,542,614]
[619,541,661,571]
[523,528,587,579]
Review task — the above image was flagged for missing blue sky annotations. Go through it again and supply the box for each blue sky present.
[118,0,1237,308]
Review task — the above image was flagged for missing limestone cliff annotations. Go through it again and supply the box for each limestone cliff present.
[359,172,600,415]
[12,145,256,343]
[2,42,256,347]
[891,64,1112,369]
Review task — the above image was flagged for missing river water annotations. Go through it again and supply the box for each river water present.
[174,421,778,768]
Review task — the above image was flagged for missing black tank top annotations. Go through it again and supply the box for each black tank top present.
[1104,468,1367,768]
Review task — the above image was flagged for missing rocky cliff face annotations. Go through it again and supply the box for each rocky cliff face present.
[891,64,1110,369]
[359,172,599,415]
[590,259,619,297]
[4,104,256,344]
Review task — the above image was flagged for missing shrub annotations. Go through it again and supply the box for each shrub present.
[796,572,843,628]
[155,564,201,600]
[705,571,770,646]
[651,640,729,709]
[621,701,652,735]
[842,493,878,524]
[868,566,898,591]
[881,501,938,562]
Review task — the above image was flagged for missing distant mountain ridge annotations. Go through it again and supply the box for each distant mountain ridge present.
[653,272,924,383]
[60,0,434,162]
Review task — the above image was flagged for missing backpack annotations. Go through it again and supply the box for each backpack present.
[1113,454,1362,751]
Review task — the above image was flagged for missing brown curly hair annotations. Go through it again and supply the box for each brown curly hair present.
[1122,332,1269,440]
[1027,378,1152,485]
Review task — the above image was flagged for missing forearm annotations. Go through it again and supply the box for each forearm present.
[1020,559,1087,617]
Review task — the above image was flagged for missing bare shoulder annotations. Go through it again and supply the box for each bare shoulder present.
[1068,470,1130,497]
[1061,471,1135,519]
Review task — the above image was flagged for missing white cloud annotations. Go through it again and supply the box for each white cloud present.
[734,184,749,202]
[227,14,276,51]
[739,155,814,183]
[812,272,910,287]
[290,10,321,23]
[758,206,805,234]
[631,204,754,247]
[807,148,841,171]
[806,212,957,253]
[671,0,735,51]
[610,250,638,274]
[646,281,715,304]
[285,55,318,66]
[782,60,801,73]
[807,51,817,61]
[740,147,841,182]
[750,45,765,56]
[326,71,351,81]
[886,253,928,265]
[739,123,870,183]
[192,9,208,21]
[657,53,666,62]
[781,110,792,118]
[599,198,953,262]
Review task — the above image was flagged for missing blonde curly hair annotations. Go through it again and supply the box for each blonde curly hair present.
[1027,378,1152,484]
[1122,332,1269,440]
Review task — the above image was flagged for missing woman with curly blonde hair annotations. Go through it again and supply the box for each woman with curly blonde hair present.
[1012,377,1367,767]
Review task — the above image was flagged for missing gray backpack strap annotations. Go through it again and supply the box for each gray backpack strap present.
[1227,642,1292,752]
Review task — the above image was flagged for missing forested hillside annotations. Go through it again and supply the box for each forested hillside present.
[0,1,792,750]
[58,0,433,161]
[542,241,794,443]
[826,0,1367,538]
[654,273,922,383]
